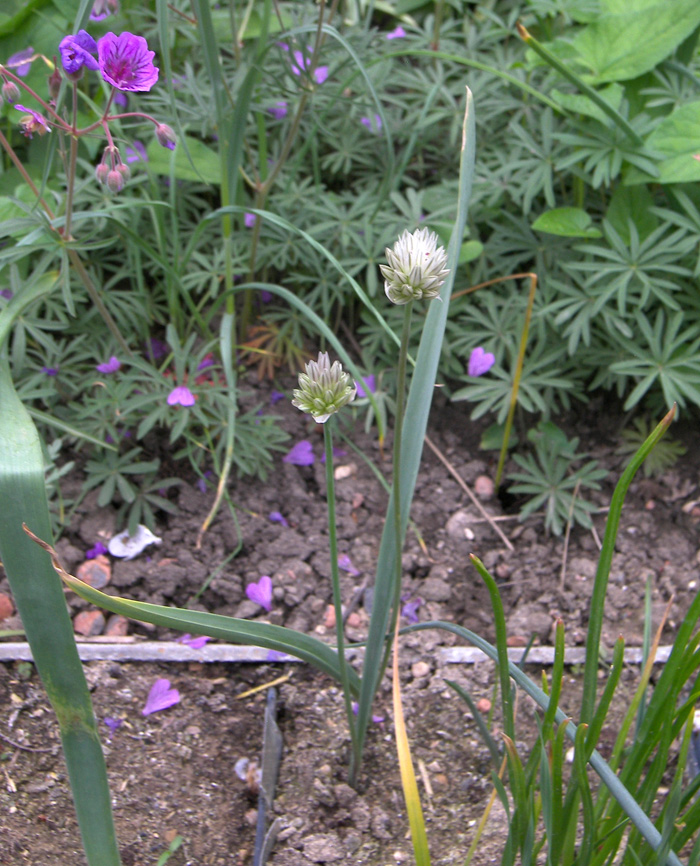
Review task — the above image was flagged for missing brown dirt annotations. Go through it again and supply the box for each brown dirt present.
[1,382,699,865]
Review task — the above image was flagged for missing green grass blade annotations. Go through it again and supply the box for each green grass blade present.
[29,537,360,695]
[580,406,675,723]
[355,86,476,761]
[0,362,121,866]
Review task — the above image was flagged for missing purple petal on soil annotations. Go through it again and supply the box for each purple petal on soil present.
[246,575,273,612]
[355,375,376,398]
[266,649,287,662]
[468,346,495,377]
[177,633,210,650]
[142,678,180,715]
[320,447,347,464]
[283,440,315,466]
[85,541,109,559]
[270,389,285,404]
[104,716,122,734]
[269,511,289,527]
[401,596,422,624]
[338,554,360,576]
[351,702,384,723]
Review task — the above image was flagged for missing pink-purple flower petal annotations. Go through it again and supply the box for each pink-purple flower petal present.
[246,575,273,612]
[142,678,180,715]
[283,440,315,466]
[468,347,495,377]
[97,31,159,92]
[167,385,195,407]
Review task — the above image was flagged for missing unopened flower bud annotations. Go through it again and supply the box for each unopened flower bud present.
[380,227,450,305]
[292,352,356,424]
[2,80,20,104]
[48,65,62,100]
[116,162,131,182]
[95,162,110,184]
[106,169,124,193]
[155,123,176,151]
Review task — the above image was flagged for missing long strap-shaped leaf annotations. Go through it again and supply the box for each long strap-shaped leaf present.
[0,361,121,866]
[24,531,361,697]
[355,88,477,758]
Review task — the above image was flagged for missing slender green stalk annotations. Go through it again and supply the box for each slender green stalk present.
[0,362,121,866]
[324,421,359,773]
[516,23,644,145]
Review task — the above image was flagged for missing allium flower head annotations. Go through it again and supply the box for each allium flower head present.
[292,352,356,424]
[380,227,449,305]
[59,31,99,75]
[97,32,159,92]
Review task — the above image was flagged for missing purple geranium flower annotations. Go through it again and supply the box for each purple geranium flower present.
[177,633,210,650]
[90,0,120,21]
[283,440,315,466]
[355,375,376,398]
[338,554,360,576]
[268,101,288,119]
[7,47,35,77]
[86,541,109,559]
[468,347,496,377]
[360,114,382,133]
[125,140,148,163]
[290,49,328,84]
[386,25,407,39]
[15,105,50,138]
[97,32,159,92]
[167,385,195,407]
[59,30,99,75]
[246,575,273,612]
[269,511,289,527]
[96,355,121,374]
[244,212,256,228]
[142,678,180,715]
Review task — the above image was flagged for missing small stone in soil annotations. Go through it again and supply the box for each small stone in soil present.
[0,592,14,621]
[73,610,105,636]
[76,555,111,589]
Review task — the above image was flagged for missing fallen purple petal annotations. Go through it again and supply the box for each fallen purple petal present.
[177,633,210,650]
[338,554,360,576]
[266,649,287,662]
[85,541,109,559]
[269,511,289,527]
[142,678,180,715]
[268,101,288,119]
[320,447,347,464]
[314,66,329,84]
[167,385,195,407]
[42,366,59,376]
[244,212,256,228]
[351,702,384,723]
[386,25,407,39]
[96,355,121,374]
[103,716,122,734]
[283,440,315,466]
[401,596,422,624]
[246,575,273,612]
[468,346,496,377]
[270,389,285,404]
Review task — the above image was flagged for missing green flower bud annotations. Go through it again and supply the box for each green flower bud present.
[379,227,449,305]
[292,352,356,424]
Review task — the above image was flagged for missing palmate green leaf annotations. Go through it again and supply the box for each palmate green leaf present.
[146,136,221,184]
[532,207,602,238]
[571,0,700,83]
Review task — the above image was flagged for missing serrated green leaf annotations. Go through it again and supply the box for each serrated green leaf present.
[532,207,602,238]
[572,1,700,83]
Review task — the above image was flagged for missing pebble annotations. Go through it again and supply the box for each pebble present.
[476,697,492,713]
[474,474,495,499]
[105,614,129,636]
[73,610,105,636]
[411,661,431,679]
[303,833,345,862]
[0,592,14,621]
[76,556,111,589]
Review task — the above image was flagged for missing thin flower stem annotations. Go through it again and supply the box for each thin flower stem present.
[324,421,360,773]
[63,83,79,240]
[0,128,55,220]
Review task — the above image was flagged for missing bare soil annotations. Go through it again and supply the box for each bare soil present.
[1,382,699,865]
